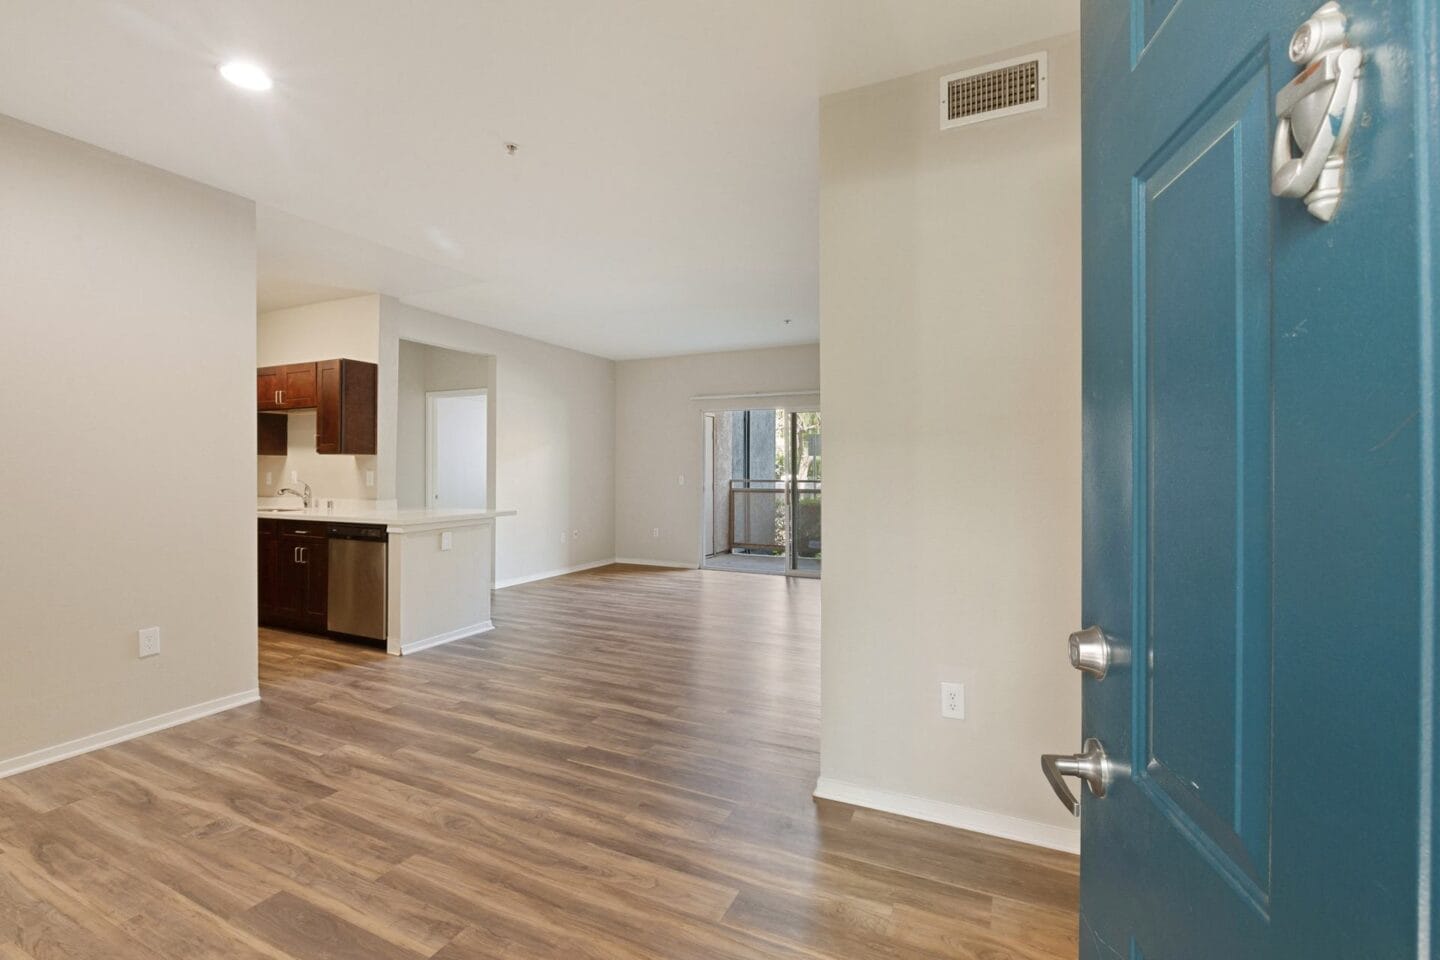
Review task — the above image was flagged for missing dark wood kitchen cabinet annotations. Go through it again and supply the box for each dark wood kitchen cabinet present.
[258,519,328,632]
[258,520,282,622]
[316,359,378,455]
[255,358,376,456]
[257,362,318,411]
[257,412,287,455]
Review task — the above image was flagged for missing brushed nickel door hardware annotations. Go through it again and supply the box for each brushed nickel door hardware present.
[1271,2,1363,221]
[1041,738,1111,816]
[1069,626,1111,679]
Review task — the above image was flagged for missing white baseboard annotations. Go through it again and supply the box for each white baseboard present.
[613,557,696,569]
[813,777,1080,854]
[399,620,494,656]
[495,558,617,589]
[0,688,261,781]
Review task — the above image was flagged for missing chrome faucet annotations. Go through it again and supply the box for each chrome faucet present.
[277,482,312,508]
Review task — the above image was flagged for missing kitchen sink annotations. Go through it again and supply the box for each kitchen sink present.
[258,507,304,513]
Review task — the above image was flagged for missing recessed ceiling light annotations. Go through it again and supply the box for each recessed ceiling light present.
[219,60,273,92]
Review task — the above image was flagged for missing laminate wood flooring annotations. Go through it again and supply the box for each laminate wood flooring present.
[0,564,1078,959]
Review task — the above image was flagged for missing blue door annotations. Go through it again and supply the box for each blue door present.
[1070,0,1439,955]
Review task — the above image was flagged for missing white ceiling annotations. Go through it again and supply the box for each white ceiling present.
[0,1,1076,359]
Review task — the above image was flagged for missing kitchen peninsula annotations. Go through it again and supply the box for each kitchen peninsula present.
[258,503,515,657]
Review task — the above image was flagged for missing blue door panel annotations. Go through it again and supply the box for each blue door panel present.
[1135,0,1181,56]
[1080,0,1436,956]
[1138,63,1274,894]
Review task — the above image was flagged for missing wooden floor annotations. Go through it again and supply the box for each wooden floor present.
[0,564,1078,959]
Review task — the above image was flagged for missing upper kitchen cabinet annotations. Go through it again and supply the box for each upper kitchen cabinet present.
[316,359,378,455]
[254,358,376,455]
[257,362,317,410]
[257,412,287,456]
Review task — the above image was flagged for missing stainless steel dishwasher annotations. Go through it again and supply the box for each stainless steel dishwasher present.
[327,523,387,641]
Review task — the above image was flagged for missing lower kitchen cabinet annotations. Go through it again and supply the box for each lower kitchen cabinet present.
[258,519,328,632]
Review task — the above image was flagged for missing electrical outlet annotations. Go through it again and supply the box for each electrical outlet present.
[940,682,965,719]
[572,528,580,541]
[440,531,453,551]
[138,627,161,659]
[290,470,299,484]
[651,527,660,539]
[678,474,685,486]
[264,471,273,487]
[365,469,375,488]
[560,530,568,544]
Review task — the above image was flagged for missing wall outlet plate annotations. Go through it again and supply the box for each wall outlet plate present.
[365,470,376,488]
[941,681,965,719]
[440,531,453,551]
[138,627,161,659]
[651,527,660,539]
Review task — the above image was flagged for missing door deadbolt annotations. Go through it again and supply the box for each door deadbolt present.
[1069,626,1111,679]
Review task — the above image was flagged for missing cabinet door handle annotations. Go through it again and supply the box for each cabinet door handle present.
[293,546,300,563]
[278,389,285,405]
[299,546,307,564]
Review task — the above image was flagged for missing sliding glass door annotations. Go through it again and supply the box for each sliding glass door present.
[702,406,820,577]
[786,410,821,576]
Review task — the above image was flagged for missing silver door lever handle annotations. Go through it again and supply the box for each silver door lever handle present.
[1041,738,1111,816]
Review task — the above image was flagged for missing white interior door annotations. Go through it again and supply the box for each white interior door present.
[426,390,488,509]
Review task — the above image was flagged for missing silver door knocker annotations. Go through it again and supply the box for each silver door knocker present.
[1271,2,1363,222]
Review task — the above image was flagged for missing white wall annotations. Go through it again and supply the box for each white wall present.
[378,298,616,585]
[0,115,258,770]
[818,35,1082,846]
[256,296,380,501]
[613,346,819,565]
[396,340,495,510]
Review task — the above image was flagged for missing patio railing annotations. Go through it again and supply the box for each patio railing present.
[728,479,821,554]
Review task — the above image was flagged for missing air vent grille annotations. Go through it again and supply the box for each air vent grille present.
[940,52,1048,129]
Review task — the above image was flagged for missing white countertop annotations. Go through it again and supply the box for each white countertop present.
[256,503,515,531]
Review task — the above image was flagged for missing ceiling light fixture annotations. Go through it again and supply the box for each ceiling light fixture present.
[219,60,273,91]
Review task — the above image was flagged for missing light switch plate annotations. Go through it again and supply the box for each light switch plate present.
[138,627,161,658]
[440,531,453,551]
[365,470,375,488]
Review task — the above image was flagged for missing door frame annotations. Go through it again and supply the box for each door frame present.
[425,388,489,510]
[785,405,821,579]
[702,413,716,558]
[694,403,822,578]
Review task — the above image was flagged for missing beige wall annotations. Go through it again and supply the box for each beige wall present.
[257,296,379,365]
[0,115,258,770]
[613,346,819,565]
[377,299,616,586]
[818,35,1082,845]
[256,296,380,502]
[396,340,495,509]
